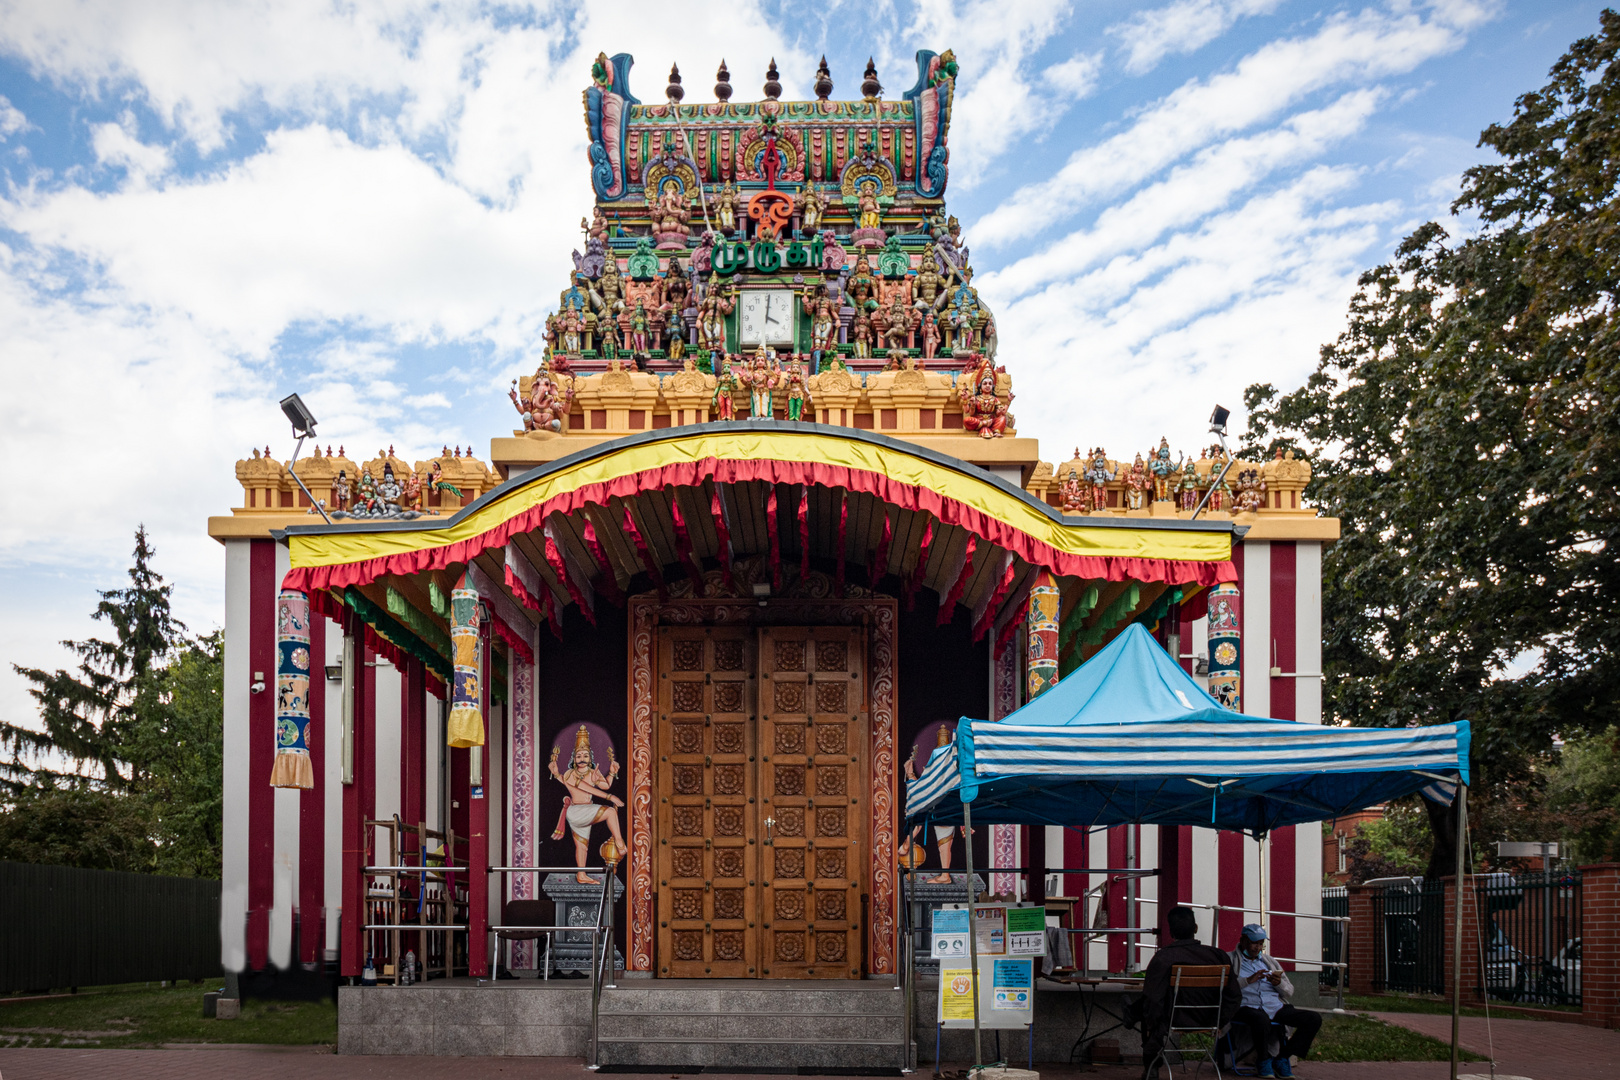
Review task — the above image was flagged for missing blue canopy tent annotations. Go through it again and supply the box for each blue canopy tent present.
[901,623,1473,1071]
[905,624,1470,832]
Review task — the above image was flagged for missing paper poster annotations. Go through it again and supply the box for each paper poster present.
[932,907,969,959]
[941,968,977,1020]
[1006,906,1047,956]
[974,905,1006,956]
[992,958,1033,1010]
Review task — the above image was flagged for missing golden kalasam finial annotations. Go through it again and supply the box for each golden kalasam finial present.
[573,723,592,755]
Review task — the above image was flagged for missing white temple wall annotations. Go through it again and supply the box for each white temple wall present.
[220,539,251,973]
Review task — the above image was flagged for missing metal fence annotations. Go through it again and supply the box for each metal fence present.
[0,861,221,993]
[1476,870,1582,1008]
[1368,877,1446,994]
[1320,886,1347,987]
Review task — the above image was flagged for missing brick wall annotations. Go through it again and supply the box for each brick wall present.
[1581,864,1619,1029]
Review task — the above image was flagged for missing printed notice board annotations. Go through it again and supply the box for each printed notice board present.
[974,905,1006,955]
[931,908,970,959]
[937,955,1035,1030]
[993,958,1033,1009]
[1006,906,1047,957]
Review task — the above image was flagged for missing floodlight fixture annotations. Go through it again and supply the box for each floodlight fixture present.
[1208,404,1230,436]
[1191,402,1236,521]
[280,391,332,524]
[281,393,319,439]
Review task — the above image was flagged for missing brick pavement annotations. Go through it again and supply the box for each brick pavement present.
[1370,1011,1620,1080]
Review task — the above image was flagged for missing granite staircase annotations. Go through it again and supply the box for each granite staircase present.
[594,980,910,1070]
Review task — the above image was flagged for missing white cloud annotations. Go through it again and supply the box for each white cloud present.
[903,0,1077,188]
[407,391,452,409]
[982,88,1384,299]
[0,94,28,138]
[974,0,1495,248]
[1046,52,1102,98]
[1109,0,1284,76]
[90,115,173,184]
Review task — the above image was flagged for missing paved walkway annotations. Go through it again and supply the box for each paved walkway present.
[2,1017,1615,1080]
[1367,1012,1620,1080]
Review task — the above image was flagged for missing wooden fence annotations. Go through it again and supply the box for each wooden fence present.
[0,860,221,992]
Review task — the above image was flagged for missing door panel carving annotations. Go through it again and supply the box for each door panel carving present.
[655,627,757,978]
[759,626,866,979]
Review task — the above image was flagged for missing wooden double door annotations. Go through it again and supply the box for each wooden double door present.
[655,625,868,978]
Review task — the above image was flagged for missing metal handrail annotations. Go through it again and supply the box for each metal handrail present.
[587,863,617,1069]
[1179,900,1349,923]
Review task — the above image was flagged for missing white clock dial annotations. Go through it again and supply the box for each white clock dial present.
[765,291,795,344]
[740,291,767,345]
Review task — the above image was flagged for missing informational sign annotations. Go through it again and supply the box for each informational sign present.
[974,905,1006,956]
[992,958,1033,1010]
[1006,906,1047,957]
[931,908,970,959]
[940,968,977,1020]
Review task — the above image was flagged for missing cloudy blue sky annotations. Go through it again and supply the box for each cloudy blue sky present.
[0,0,1602,733]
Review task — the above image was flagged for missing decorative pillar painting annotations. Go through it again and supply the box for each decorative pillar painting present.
[271,588,314,789]
[508,657,537,969]
[1206,583,1242,711]
[448,584,485,748]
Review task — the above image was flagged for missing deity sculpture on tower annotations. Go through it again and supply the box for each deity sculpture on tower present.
[798,185,828,236]
[1124,453,1150,510]
[785,357,811,421]
[649,178,692,248]
[1083,448,1118,511]
[716,181,739,235]
[1060,451,1087,514]
[712,357,740,421]
[958,356,1011,439]
[549,724,625,883]
[802,283,840,365]
[698,276,735,354]
[1148,436,1183,502]
[739,348,781,418]
[510,365,575,434]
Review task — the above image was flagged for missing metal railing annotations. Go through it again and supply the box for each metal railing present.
[1181,900,1350,1010]
[478,864,618,1068]
[1322,887,1347,989]
[1368,878,1445,995]
[1476,870,1581,1008]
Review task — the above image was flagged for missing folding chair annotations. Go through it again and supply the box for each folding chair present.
[491,897,557,980]
[1147,964,1231,1080]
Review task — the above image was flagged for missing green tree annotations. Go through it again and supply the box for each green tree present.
[3,526,184,790]
[1243,11,1620,872]
[0,530,223,876]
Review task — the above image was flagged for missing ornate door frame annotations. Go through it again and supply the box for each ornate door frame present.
[629,596,898,978]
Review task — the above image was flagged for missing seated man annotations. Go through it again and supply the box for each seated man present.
[1229,923,1322,1077]
[1141,905,1240,1079]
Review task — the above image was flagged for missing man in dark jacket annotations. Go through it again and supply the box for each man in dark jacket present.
[1141,906,1241,1080]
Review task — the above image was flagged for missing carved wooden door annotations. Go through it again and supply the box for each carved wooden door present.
[655,627,758,977]
[758,627,867,978]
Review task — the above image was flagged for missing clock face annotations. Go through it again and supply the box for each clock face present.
[740,290,794,345]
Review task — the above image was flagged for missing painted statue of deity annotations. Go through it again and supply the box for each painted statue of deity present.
[959,357,1011,439]
[920,310,941,362]
[599,313,620,359]
[716,181,739,235]
[712,356,739,420]
[663,257,691,314]
[510,366,575,434]
[667,306,686,360]
[819,230,848,273]
[1059,452,1087,514]
[650,178,691,240]
[698,276,735,354]
[947,268,981,350]
[802,283,839,362]
[1179,463,1203,512]
[549,724,624,883]
[851,309,875,359]
[333,470,351,511]
[560,306,583,354]
[798,185,828,236]
[739,348,781,419]
[400,469,423,512]
[1124,453,1150,510]
[597,256,624,315]
[587,205,609,243]
[848,256,879,313]
[630,299,650,353]
[355,468,381,514]
[915,245,944,309]
[1148,436,1184,502]
[857,179,883,231]
[785,357,810,421]
[1083,448,1118,511]
[881,292,913,352]
[1234,467,1267,513]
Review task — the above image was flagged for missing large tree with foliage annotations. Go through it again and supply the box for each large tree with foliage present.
[1,529,222,876]
[1244,11,1620,874]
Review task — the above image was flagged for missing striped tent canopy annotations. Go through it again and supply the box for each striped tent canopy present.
[905,624,1470,835]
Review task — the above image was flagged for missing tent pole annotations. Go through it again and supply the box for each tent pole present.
[964,798,982,1070]
[1450,784,1467,1080]
[1257,831,1268,929]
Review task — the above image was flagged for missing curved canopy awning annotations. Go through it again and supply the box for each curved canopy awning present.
[280,423,1238,597]
[906,624,1471,835]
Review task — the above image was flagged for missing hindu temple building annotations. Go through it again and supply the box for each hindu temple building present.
[210,49,1338,1062]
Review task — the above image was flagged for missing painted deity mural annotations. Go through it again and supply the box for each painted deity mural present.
[549,722,625,882]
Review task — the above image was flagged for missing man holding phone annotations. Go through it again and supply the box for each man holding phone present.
[1229,924,1321,1077]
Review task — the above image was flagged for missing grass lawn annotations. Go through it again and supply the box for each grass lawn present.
[1311,1013,1486,1063]
[0,982,337,1049]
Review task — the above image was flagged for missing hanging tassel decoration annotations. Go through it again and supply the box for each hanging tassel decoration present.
[270,589,315,789]
[447,579,485,748]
